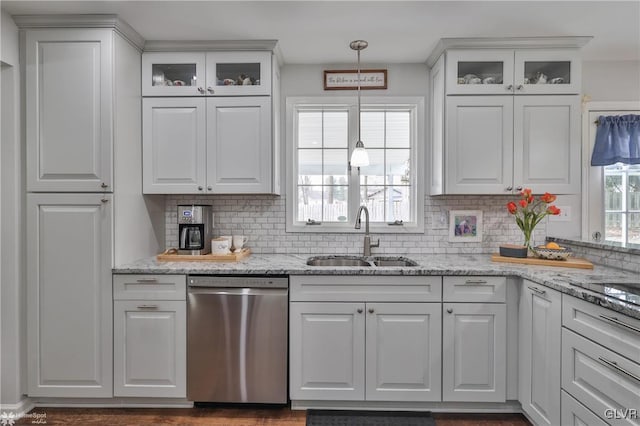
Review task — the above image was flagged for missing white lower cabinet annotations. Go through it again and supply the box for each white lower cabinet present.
[518,282,561,426]
[113,274,186,398]
[561,390,609,426]
[27,193,113,397]
[442,303,506,402]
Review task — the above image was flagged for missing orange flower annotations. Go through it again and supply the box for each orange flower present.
[519,199,528,208]
[540,192,557,203]
[547,205,561,215]
[521,188,532,198]
[507,202,517,214]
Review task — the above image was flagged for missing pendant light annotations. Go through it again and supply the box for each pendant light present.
[349,40,369,168]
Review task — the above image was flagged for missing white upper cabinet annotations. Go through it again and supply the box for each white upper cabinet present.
[446,48,581,95]
[142,51,271,96]
[25,29,113,192]
[142,52,206,96]
[205,51,271,96]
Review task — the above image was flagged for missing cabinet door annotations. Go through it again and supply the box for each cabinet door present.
[365,303,441,402]
[142,52,206,96]
[442,303,506,402]
[289,302,365,401]
[25,29,113,192]
[513,95,580,194]
[514,49,581,95]
[446,49,514,95]
[142,97,207,194]
[519,282,561,426]
[27,193,113,397]
[114,301,186,398]
[205,51,271,96]
[561,390,609,426]
[206,97,272,193]
[446,96,514,194]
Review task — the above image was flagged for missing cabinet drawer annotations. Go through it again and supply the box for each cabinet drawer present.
[562,329,640,426]
[561,390,609,426]
[290,275,442,302]
[563,295,640,363]
[113,274,186,300]
[443,276,506,302]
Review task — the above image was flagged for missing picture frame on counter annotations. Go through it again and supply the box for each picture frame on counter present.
[449,210,483,243]
[323,69,388,90]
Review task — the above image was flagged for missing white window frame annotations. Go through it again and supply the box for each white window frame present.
[286,96,425,233]
[582,101,640,243]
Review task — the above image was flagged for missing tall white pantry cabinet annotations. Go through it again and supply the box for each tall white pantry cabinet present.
[18,16,162,398]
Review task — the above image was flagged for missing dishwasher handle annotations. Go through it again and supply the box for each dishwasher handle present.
[188,287,287,297]
[189,276,288,289]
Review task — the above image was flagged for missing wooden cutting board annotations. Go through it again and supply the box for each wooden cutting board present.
[491,254,594,269]
[157,248,251,262]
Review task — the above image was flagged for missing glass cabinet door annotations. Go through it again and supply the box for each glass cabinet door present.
[446,50,514,95]
[205,51,271,96]
[142,52,206,96]
[514,50,580,94]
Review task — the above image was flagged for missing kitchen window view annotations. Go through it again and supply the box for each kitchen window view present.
[604,163,640,246]
[294,103,415,228]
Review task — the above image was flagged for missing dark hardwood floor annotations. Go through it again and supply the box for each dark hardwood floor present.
[15,407,531,425]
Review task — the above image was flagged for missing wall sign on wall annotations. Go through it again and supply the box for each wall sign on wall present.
[323,69,388,90]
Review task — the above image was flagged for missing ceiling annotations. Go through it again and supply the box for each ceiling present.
[3,1,640,64]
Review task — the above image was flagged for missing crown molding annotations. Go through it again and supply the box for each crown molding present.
[12,14,145,50]
[143,39,279,53]
[426,36,593,67]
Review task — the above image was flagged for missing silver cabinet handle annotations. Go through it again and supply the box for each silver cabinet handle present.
[101,198,109,203]
[599,314,640,334]
[197,87,205,94]
[516,84,524,91]
[136,278,158,283]
[516,186,523,191]
[528,286,546,295]
[207,186,212,191]
[465,279,488,285]
[368,308,374,314]
[357,308,363,314]
[197,186,203,191]
[137,304,159,310]
[447,308,453,314]
[505,186,513,192]
[101,182,108,189]
[207,87,214,94]
[598,357,640,382]
[506,84,514,91]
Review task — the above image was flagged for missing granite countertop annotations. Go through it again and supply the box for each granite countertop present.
[114,253,640,320]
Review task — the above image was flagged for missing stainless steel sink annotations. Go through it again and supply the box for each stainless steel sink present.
[306,256,372,267]
[306,255,418,267]
[372,257,418,267]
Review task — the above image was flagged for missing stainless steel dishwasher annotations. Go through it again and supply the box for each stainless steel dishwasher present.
[187,275,288,403]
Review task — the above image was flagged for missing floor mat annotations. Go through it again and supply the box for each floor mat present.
[306,409,436,426]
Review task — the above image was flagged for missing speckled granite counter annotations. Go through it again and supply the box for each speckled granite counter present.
[114,254,640,320]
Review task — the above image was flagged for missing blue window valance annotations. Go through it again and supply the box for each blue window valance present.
[591,114,640,166]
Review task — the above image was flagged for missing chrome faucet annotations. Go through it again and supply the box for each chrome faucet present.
[355,206,380,256]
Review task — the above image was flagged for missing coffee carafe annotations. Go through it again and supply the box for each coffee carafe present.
[177,205,213,255]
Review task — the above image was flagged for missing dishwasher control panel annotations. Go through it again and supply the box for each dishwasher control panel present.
[188,275,288,289]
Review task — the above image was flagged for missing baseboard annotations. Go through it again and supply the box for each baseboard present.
[0,396,35,418]
[291,400,524,413]
[31,397,193,408]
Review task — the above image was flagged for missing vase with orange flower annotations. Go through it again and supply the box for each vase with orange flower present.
[506,188,561,254]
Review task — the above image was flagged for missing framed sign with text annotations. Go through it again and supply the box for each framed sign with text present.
[323,69,388,90]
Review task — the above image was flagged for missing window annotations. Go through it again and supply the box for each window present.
[286,96,424,233]
[603,163,640,246]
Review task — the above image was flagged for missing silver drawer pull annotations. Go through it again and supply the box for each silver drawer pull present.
[136,278,158,283]
[137,305,159,310]
[598,357,640,382]
[599,314,640,334]
[465,279,488,284]
[528,286,546,295]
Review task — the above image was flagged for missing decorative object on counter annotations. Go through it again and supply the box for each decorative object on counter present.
[157,247,251,262]
[348,40,371,168]
[534,244,573,260]
[491,253,593,269]
[232,235,249,252]
[499,243,529,258]
[211,237,231,254]
[506,189,561,253]
[449,210,483,242]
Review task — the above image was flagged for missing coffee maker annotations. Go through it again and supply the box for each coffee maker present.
[177,205,213,255]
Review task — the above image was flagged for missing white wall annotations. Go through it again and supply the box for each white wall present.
[1,9,26,408]
[583,60,640,101]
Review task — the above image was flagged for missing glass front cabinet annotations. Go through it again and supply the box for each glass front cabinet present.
[446,49,580,95]
[143,51,271,96]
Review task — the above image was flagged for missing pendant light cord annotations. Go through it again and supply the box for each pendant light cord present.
[357,47,361,142]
